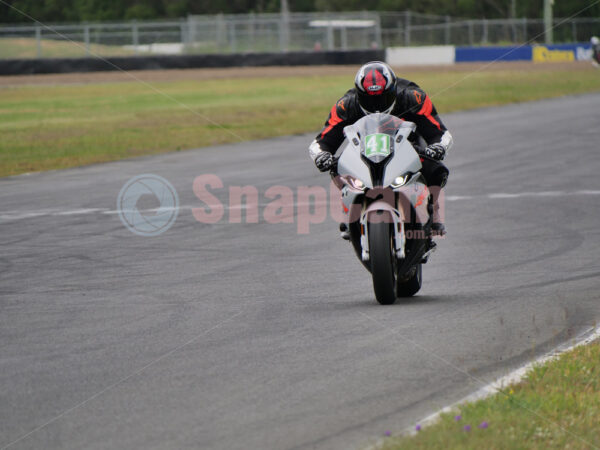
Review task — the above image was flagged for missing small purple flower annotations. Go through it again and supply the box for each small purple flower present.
[479,421,488,429]
[463,425,471,432]
[454,415,462,421]
[415,424,422,432]
[384,430,391,437]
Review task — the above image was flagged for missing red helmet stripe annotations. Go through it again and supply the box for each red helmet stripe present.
[362,69,387,96]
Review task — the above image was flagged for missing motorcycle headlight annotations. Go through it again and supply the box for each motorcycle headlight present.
[391,174,410,188]
[344,176,366,191]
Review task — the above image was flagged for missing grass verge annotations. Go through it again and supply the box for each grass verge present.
[0,38,134,59]
[381,340,600,449]
[1,63,600,177]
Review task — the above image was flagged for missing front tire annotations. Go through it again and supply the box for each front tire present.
[368,219,397,305]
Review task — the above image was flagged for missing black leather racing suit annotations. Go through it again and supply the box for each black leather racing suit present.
[309,78,452,188]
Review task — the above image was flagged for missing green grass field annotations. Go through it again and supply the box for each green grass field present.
[0,37,292,59]
[0,38,135,59]
[1,63,600,177]
[382,340,600,449]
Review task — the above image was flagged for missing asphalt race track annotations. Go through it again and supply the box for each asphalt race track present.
[1,93,599,450]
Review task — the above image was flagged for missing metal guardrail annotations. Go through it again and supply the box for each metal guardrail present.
[1,12,599,59]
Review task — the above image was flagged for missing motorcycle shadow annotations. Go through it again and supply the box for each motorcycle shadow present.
[388,295,444,306]
[333,295,445,308]
[399,294,442,303]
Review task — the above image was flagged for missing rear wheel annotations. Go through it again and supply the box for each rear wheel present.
[396,263,422,297]
[368,219,397,305]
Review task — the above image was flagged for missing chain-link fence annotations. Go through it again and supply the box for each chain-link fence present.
[186,12,382,54]
[382,16,600,47]
[1,11,599,59]
[0,20,188,59]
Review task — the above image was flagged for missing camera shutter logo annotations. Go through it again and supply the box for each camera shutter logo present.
[117,174,179,236]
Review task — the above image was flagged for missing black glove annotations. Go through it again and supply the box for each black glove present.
[314,152,334,172]
[420,144,446,161]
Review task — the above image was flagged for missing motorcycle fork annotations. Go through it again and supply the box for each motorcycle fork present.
[359,193,406,262]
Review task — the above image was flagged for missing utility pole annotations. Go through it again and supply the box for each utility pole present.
[510,0,517,42]
[544,0,554,44]
[280,0,290,52]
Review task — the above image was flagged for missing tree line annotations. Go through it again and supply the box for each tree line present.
[1,0,599,23]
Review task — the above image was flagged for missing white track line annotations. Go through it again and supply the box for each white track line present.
[2,189,600,224]
[407,326,600,434]
[365,325,600,449]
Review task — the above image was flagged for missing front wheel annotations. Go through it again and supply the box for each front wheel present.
[368,219,397,305]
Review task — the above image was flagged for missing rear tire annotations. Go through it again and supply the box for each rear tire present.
[368,219,397,305]
[396,263,422,297]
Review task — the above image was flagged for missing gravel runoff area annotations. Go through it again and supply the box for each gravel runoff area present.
[0,61,594,87]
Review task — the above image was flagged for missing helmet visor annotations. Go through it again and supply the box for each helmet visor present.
[358,89,396,114]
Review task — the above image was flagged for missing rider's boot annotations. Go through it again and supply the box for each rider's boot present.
[431,222,446,236]
[430,188,446,236]
[339,223,350,240]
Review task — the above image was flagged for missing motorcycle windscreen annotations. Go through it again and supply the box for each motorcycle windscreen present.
[352,113,406,163]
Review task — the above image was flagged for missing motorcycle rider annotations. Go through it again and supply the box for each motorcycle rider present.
[592,36,600,66]
[309,61,452,236]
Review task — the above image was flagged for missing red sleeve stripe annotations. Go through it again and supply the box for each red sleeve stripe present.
[417,95,441,130]
[321,103,343,136]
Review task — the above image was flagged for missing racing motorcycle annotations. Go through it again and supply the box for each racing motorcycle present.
[331,113,437,305]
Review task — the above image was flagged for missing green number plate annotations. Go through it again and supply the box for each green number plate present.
[365,133,391,158]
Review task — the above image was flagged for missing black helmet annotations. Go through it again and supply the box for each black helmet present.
[354,61,397,114]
